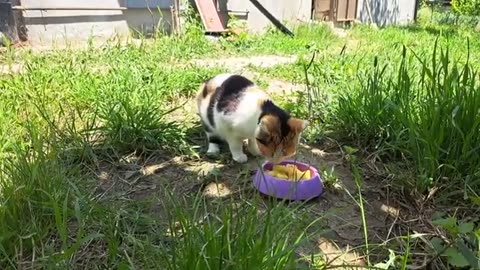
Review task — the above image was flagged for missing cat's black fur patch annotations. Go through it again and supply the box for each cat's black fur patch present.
[214,75,254,113]
[259,100,291,138]
[205,75,254,127]
[208,134,224,145]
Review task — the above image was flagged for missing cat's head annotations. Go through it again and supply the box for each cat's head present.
[254,114,309,164]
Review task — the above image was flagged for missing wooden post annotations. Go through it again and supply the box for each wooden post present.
[0,1,19,45]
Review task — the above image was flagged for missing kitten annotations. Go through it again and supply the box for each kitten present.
[195,73,309,164]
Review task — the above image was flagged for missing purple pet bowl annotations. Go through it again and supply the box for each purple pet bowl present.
[253,160,324,201]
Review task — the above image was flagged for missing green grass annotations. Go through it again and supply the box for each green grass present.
[332,38,480,193]
[0,24,335,268]
[1,18,480,269]
[292,23,480,269]
[256,23,480,195]
[252,22,480,268]
[217,23,339,55]
[159,192,317,270]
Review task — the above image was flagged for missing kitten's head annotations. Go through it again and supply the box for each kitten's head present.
[255,114,309,164]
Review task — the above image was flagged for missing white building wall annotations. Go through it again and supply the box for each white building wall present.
[21,0,172,45]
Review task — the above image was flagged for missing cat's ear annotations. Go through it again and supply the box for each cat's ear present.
[288,118,309,133]
[258,117,271,136]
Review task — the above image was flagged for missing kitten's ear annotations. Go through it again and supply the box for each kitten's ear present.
[288,118,309,133]
[258,117,271,135]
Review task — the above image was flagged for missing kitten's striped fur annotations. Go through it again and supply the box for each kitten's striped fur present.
[196,74,308,163]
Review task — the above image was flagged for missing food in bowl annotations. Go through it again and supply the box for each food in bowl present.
[266,163,312,181]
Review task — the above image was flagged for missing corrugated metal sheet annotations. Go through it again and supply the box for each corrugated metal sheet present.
[356,0,416,26]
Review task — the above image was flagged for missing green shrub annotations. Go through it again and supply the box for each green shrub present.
[451,0,480,16]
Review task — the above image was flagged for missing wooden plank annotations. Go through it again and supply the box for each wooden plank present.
[335,0,357,21]
[336,0,348,21]
[194,0,226,33]
[346,0,357,20]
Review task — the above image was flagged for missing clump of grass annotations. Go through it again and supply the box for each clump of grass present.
[335,40,480,193]
[335,55,398,145]
[97,92,188,154]
[159,191,316,269]
[0,124,80,267]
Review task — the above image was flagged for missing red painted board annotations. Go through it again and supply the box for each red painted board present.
[194,0,226,33]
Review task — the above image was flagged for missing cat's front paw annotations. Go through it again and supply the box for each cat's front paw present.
[232,153,248,163]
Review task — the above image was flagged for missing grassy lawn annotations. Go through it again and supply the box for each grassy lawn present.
[0,14,479,269]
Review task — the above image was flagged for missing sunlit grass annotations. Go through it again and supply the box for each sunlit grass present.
[0,18,479,269]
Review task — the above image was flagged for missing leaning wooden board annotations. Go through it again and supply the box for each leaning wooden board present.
[194,0,226,33]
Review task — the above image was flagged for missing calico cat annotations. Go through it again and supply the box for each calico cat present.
[195,73,309,164]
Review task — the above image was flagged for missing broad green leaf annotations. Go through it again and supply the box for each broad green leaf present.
[430,237,444,253]
[433,217,458,234]
[458,222,474,234]
[343,145,358,155]
[445,247,469,268]
[432,217,456,227]
[456,239,480,268]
